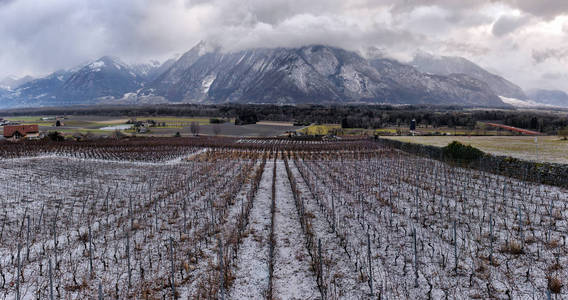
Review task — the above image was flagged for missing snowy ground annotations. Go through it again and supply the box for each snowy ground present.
[272,161,319,299]
[1,144,568,299]
[289,162,370,299]
[229,161,272,299]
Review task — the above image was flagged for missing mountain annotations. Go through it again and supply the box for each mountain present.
[369,59,506,106]
[0,75,35,90]
[1,70,74,108]
[0,44,511,108]
[142,44,506,106]
[411,52,527,100]
[59,56,145,103]
[138,58,177,82]
[527,89,568,107]
[130,58,177,82]
[0,57,175,108]
[148,41,217,95]
[130,60,161,80]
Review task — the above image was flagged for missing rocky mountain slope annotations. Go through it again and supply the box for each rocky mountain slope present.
[0,75,35,90]
[142,43,506,106]
[527,89,568,107]
[59,56,145,102]
[0,43,512,108]
[0,57,168,108]
[411,52,527,100]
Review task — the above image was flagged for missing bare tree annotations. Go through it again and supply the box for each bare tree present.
[213,124,221,136]
[559,126,568,140]
[190,122,200,136]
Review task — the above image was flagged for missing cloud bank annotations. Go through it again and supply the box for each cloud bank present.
[1,0,568,91]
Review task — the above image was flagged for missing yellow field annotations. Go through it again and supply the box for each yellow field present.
[298,124,341,135]
[383,135,568,164]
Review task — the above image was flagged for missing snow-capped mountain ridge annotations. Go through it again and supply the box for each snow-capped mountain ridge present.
[140,44,505,106]
[411,52,528,100]
[0,43,523,108]
[0,75,35,90]
[526,89,568,107]
[0,56,177,108]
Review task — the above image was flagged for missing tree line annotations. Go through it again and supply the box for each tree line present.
[1,104,567,133]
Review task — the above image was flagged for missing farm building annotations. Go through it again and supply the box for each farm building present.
[3,124,40,140]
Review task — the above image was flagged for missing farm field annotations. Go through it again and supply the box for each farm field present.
[383,135,568,164]
[0,138,567,299]
[0,116,301,137]
[158,122,302,137]
[298,124,341,135]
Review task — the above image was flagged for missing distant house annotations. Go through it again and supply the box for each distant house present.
[3,124,40,140]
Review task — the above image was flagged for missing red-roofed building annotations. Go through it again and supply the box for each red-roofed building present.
[3,125,40,140]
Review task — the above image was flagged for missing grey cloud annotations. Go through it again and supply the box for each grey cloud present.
[541,72,567,80]
[207,14,422,54]
[492,15,531,37]
[0,0,567,92]
[439,40,490,57]
[532,48,568,64]
[390,0,482,14]
[390,0,568,20]
[505,0,568,20]
[185,0,348,26]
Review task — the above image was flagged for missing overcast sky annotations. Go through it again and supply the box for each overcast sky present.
[1,0,568,92]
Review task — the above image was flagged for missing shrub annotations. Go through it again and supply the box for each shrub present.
[213,124,221,136]
[111,129,126,139]
[190,122,200,136]
[500,241,524,255]
[47,131,64,142]
[235,113,258,125]
[442,141,484,162]
[548,276,563,294]
[558,127,568,140]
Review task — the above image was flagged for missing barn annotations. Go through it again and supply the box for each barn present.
[3,124,40,140]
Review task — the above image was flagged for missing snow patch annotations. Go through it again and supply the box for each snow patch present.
[201,75,216,94]
[499,96,550,108]
[121,92,138,100]
[236,54,247,65]
[89,61,105,72]
[100,124,133,131]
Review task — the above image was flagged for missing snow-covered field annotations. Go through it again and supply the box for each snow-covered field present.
[1,143,568,299]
